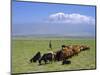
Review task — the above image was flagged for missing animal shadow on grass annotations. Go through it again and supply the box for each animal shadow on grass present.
[62,59,71,65]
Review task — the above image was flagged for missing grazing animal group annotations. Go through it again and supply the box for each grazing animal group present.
[29,44,90,65]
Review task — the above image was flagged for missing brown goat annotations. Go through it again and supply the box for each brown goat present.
[68,45,81,56]
[62,45,74,59]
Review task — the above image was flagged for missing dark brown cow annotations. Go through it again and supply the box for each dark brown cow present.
[54,50,63,61]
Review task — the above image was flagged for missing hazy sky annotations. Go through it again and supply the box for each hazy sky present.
[12,1,96,36]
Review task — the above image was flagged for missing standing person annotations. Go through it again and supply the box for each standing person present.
[49,40,52,50]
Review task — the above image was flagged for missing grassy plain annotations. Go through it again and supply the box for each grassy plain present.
[12,37,96,74]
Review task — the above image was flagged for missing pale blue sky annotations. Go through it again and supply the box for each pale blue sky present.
[12,1,96,36]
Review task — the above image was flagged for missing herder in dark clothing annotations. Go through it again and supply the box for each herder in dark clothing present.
[49,40,52,50]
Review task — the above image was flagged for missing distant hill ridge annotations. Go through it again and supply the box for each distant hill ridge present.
[12,34,95,38]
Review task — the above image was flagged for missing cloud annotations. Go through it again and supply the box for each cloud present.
[47,12,95,25]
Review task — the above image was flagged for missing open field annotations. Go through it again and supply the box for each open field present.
[12,37,96,74]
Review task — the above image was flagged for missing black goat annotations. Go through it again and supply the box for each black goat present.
[38,53,53,65]
[30,52,41,63]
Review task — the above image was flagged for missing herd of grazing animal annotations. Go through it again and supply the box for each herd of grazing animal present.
[29,44,90,65]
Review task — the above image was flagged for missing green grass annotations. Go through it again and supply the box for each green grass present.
[12,38,96,74]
